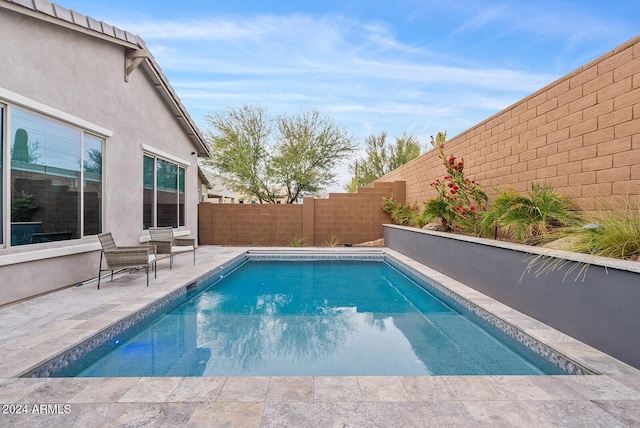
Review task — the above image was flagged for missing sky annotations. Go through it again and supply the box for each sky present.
[56,0,640,191]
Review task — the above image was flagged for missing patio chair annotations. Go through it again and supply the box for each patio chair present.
[97,233,157,289]
[148,227,196,269]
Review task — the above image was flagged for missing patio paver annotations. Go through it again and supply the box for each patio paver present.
[1,245,639,427]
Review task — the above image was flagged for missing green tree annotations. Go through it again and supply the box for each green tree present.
[83,148,102,174]
[203,105,356,203]
[345,131,421,192]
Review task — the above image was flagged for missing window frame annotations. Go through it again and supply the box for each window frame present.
[0,88,110,249]
[142,148,189,231]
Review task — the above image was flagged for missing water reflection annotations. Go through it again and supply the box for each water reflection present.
[72,261,557,377]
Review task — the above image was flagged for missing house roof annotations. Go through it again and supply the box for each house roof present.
[200,169,239,199]
[198,166,213,189]
[0,0,212,157]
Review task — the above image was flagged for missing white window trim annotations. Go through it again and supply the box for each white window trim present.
[0,87,113,138]
[141,144,191,167]
[0,241,102,266]
[139,228,192,243]
[142,149,189,230]
[1,91,108,252]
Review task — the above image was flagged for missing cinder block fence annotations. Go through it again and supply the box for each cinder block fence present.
[199,35,640,245]
[378,35,640,211]
[198,181,405,246]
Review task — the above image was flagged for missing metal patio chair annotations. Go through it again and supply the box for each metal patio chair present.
[97,233,157,288]
[148,226,196,269]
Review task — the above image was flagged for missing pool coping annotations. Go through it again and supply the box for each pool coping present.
[17,247,631,379]
[1,246,639,426]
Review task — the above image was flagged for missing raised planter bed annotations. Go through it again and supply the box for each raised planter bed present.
[384,224,640,370]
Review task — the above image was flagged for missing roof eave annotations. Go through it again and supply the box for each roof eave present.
[139,58,212,157]
[0,1,141,49]
[1,0,212,158]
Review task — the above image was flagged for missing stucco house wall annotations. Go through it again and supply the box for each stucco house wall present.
[0,1,209,306]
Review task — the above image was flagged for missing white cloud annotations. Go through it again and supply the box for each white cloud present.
[119,12,564,191]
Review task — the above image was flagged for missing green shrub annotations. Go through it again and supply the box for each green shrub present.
[324,234,339,247]
[11,191,38,222]
[480,183,581,244]
[382,197,424,228]
[561,202,640,260]
[288,235,305,247]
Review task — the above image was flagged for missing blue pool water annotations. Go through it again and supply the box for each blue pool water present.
[57,259,565,376]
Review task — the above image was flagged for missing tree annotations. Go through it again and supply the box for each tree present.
[83,148,102,174]
[345,131,421,192]
[202,105,356,203]
[271,109,356,203]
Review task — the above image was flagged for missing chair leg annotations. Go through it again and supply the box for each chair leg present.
[170,254,173,269]
[146,266,149,287]
[193,249,196,265]
[98,252,104,289]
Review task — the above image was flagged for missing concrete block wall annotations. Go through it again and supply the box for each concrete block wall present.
[198,181,404,246]
[378,35,640,211]
[313,181,405,246]
[199,203,303,246]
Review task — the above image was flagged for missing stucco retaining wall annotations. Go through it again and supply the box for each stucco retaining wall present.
[384,224,640,370]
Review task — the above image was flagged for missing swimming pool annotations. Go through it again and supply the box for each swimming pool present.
[51,254,578,377]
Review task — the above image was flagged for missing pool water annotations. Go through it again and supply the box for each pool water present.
[58,260,565,377]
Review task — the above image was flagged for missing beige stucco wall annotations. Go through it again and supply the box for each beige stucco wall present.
[0,8,202,305]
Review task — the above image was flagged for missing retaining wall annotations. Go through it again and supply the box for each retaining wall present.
[384,224,640,370]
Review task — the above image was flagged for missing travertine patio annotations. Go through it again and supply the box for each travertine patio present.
[1,246,639,427]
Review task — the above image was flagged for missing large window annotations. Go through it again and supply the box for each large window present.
[0,106,3,246]
[143,154,186,229]
[8,108,103,246]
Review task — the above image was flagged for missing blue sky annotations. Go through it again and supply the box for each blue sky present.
[57,0,639,189]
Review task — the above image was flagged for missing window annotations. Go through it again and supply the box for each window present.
[8,108,103,246]
[0,106,3,245]
[83,135,103,236]
[143,154,186,229]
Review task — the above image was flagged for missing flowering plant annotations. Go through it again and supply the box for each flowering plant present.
[422,132,487,233]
